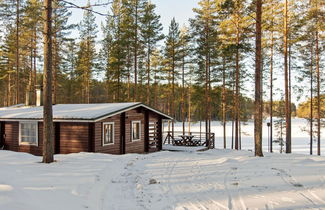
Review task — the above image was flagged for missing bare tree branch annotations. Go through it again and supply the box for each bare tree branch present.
[58,0,114,17]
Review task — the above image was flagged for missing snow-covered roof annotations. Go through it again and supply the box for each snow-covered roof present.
[0,103,172,122]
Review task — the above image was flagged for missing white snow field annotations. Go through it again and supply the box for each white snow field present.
[168,118,325,155]
[1,149,325,210]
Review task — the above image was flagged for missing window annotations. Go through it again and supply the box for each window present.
[132,121,141,141]
[103,122,114,146]
[19,122,38,146]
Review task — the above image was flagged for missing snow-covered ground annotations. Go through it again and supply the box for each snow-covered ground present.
[166,118,325,155]
[1,149,325,210]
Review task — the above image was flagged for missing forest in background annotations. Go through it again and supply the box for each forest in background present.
[0,0,324,157]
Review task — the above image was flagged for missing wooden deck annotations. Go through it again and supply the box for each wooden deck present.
[163,131,215,149]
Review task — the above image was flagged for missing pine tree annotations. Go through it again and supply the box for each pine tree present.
[107,0,128,102]
[262,0,282,153]
[62,40,78,103]
[164,18,182,138]
[191,0,218,146]
[125,0,146,101]
[179,26,191,135]
[0,25,17,106]
[255,0,263,157]
[21,0,42,105]
[52,0,74,104]
[76,1,97,103]
[43,0,54,163]
[140,1,164,105]
[100,15,114,102]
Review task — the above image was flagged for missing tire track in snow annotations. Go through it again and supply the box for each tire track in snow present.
[224,166,246,210]
[271,167,324,208]
[85,163,116,210]
[224,167,235,209]
[189,158,228,210]
[88,158,138,210]
[160,156,179,209]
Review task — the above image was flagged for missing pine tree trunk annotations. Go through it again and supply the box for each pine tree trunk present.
[315,18,320,156]
[7,72,11,106]
[222,56,227,149]
[310,44,313,155]
[188,81,191,135]
[15,0,20,104]
[284,0,291,153]
[289,43,292,150]
[127,45,131,102]
[205,51,209,146]
[208,54,211,147]
[270,24,274,153]
[53,30,57,104]
[235,25,240,150]
[43,0,54,163]
[171,44,175,139]
[52,1,58,105]
[182,55,185,135]
[204,21,210,147]
[154,71,157,107]
[33,28,37,103]
[255,0,263,157]
[146,44,151,105]
[117,58,121,102]
[134,1,138,102]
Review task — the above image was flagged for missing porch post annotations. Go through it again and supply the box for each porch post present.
[144,110,149,153]
[158,117,163,151]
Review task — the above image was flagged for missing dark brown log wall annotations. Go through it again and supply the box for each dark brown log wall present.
[58,122,89,154]
[93,108,147,155]
[93,115,121,155]
[3,121,43,156]
[1,107,166,156]
[125,109,145,154]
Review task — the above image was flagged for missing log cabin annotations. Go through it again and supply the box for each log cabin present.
[0,103,172,156]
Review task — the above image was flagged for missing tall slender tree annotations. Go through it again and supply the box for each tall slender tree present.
[76,1,97,103]
[164,18,181,137]
[191,0,218,145]
[255,0,263,157]
[284,0,291,153]
[43,0,54,163]
[140,1,164,105]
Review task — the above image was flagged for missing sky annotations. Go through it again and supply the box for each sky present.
[67,0,200,38]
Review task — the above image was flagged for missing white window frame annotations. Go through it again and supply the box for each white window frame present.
[102,122,115,146]
[131,121,141,142]
[19,121,38,146]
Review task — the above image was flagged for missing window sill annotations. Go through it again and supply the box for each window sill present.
[19,143,38,147]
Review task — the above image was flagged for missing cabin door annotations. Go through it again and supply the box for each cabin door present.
[54,122,60,154]
[0,122,4,149]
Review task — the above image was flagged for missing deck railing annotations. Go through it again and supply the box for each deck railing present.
[163,131,215,149]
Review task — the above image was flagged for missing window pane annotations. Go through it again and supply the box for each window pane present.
[109,125,113,143]
[20,122,37,145]
[132,122,140,140]
[103,124,114,145]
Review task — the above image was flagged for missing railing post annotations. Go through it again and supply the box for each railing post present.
[168,131,171,144]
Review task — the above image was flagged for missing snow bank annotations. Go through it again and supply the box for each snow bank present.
[1,149,325,209]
